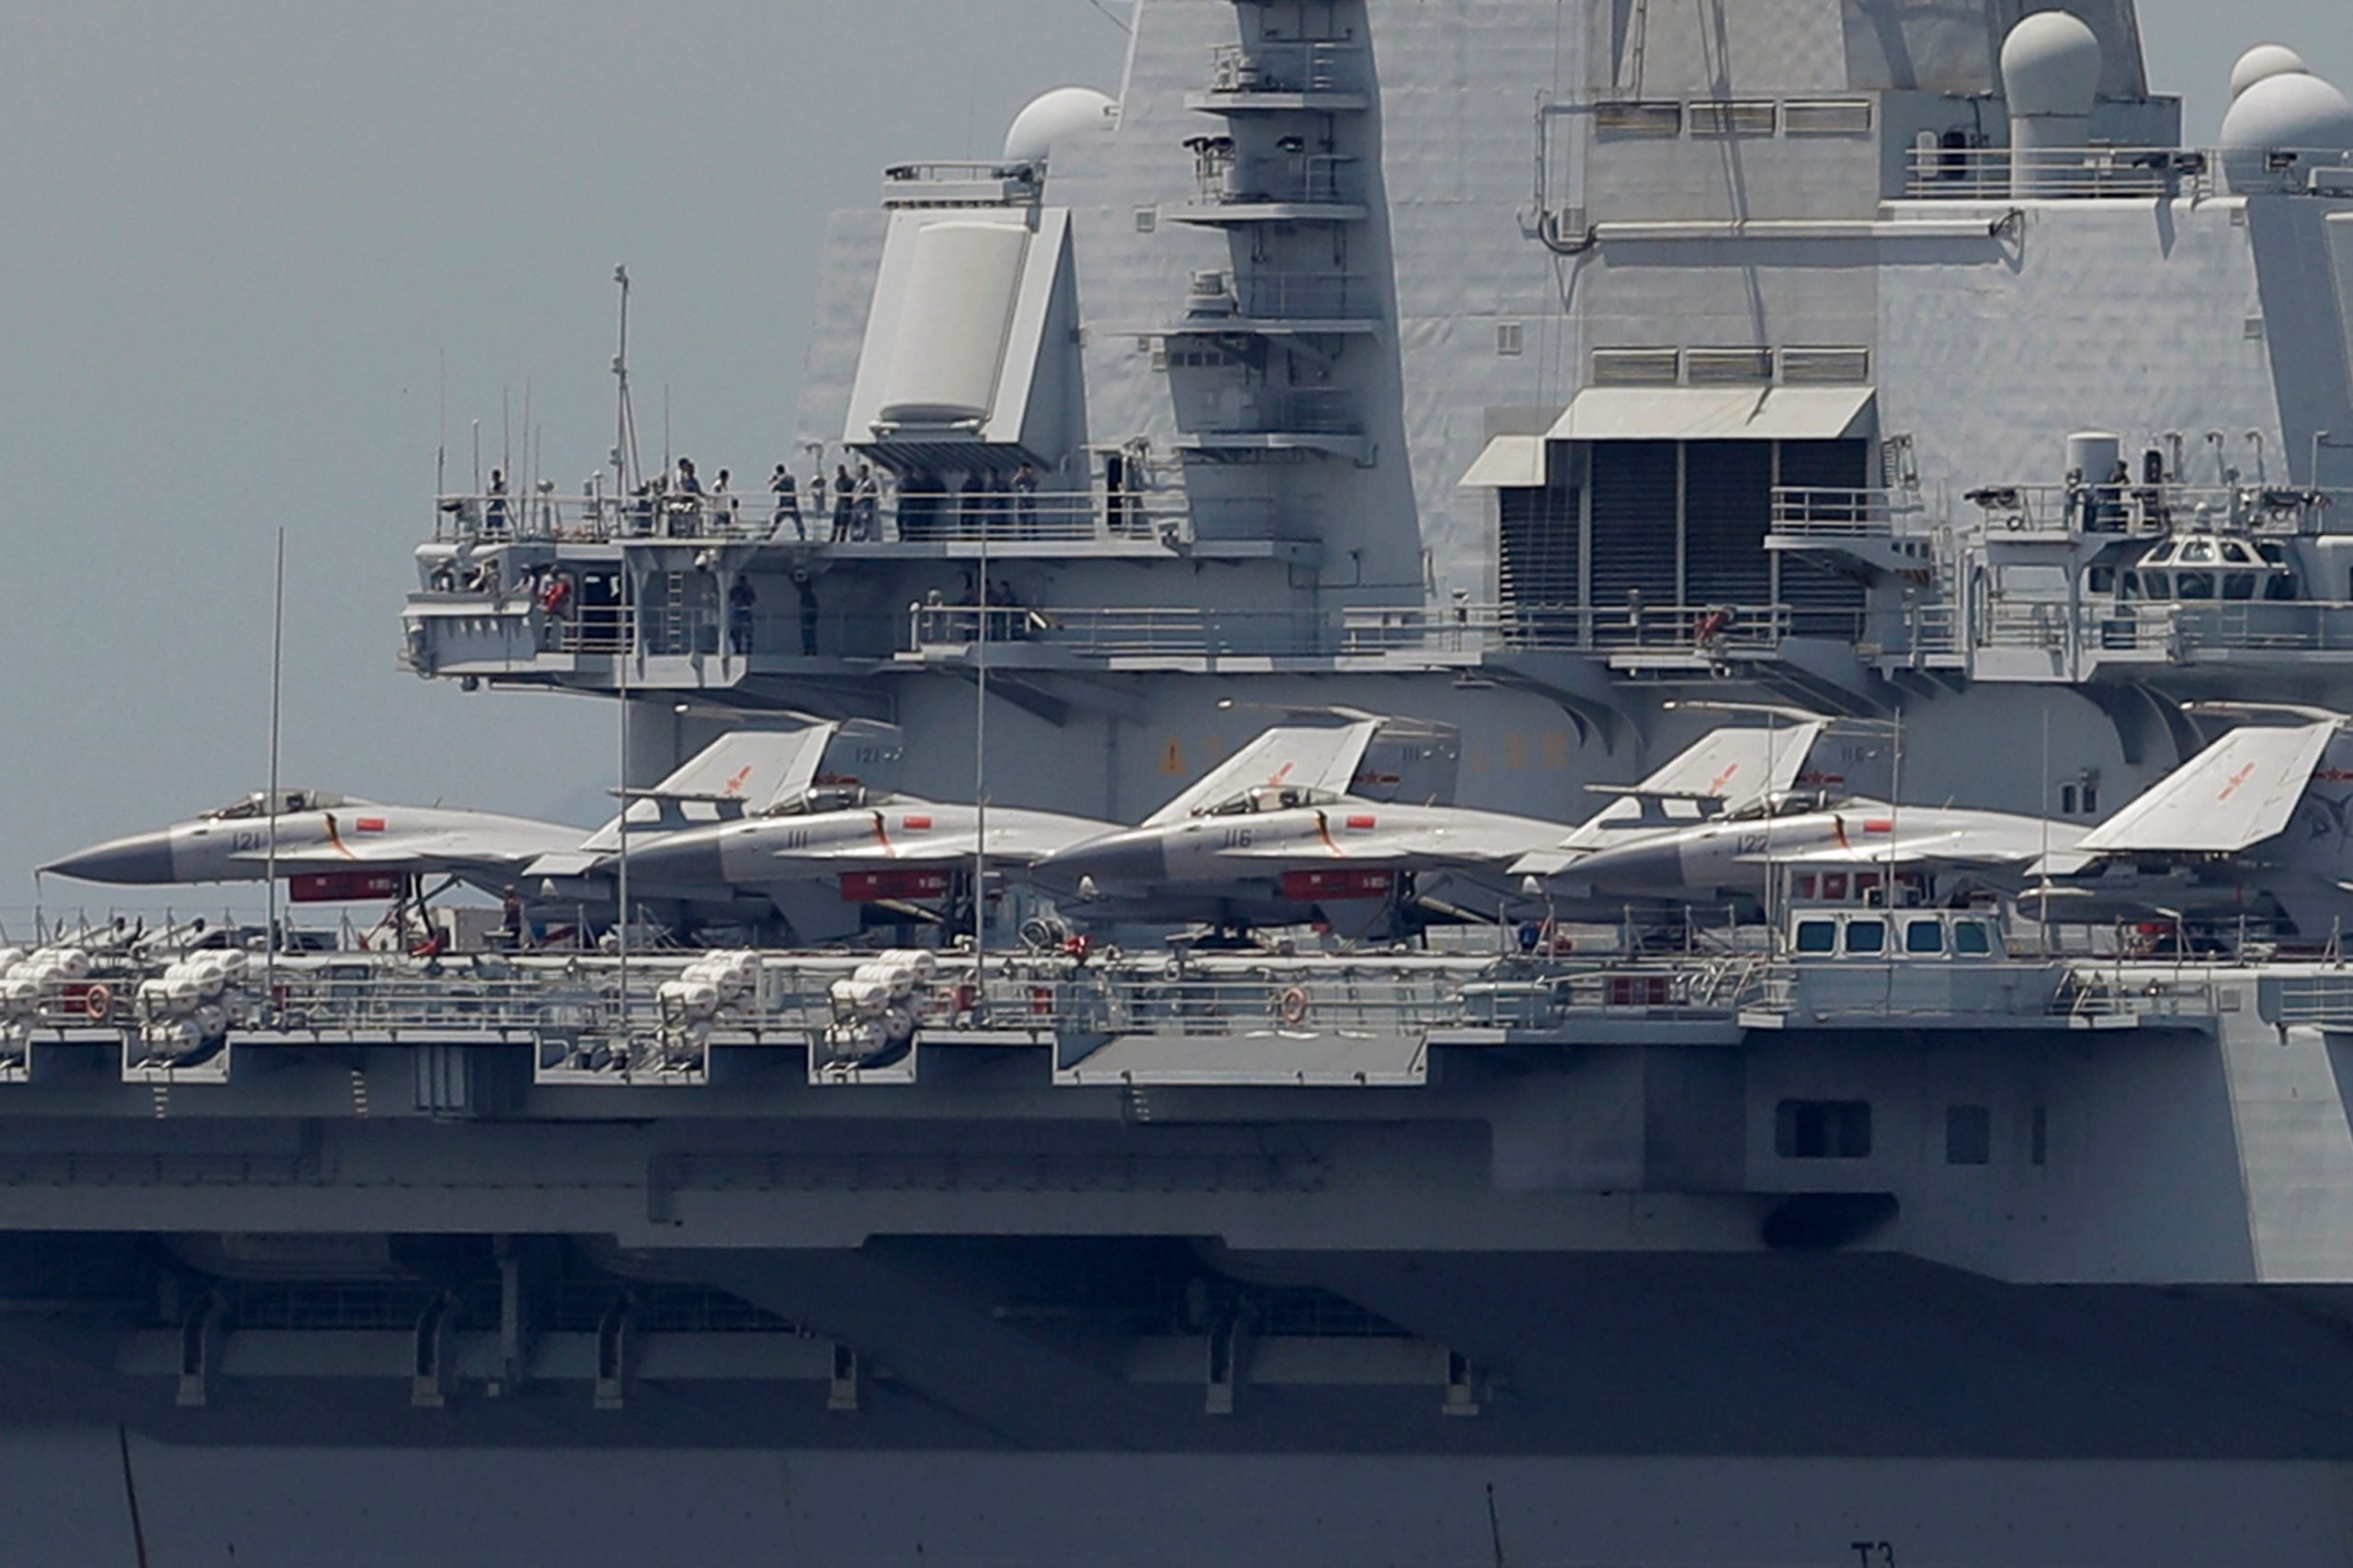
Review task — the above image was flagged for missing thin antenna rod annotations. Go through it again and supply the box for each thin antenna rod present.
[612,265,639,492]
[265,528,286,1006]
[973,526,990,1018]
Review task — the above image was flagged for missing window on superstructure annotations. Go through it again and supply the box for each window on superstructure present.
[1784,98,1875,137]
[1946,1105,1992,1165]
[1688,101,1777,138]
[1776,1100,1872,1159]
[1595,101,1682,138]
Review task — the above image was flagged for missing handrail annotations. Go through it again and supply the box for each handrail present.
[904,600,1798,659]
[428,487,1217,548]
[1903,144,2209,200]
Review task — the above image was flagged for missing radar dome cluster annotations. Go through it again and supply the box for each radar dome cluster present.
[2221,42,2353,154]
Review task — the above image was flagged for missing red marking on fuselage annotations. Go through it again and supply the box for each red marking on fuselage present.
[903,814,933,831]
[1344,813,1377,831]
[2218,763,2257,802]
[722,766,754,796]
[1708,763,1740,795]
[355,817,386,834]
[1864,819,1893,835]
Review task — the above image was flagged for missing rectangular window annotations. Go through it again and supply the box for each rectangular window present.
[1947,1105,1992,1165]
[1590,347,1682,386]
[1904,918,1945,955]
[1688,347,1774,384]
[1596,100,1683,138]
[1783,97,1875,136]
[1794,919,1836,954]
[1953,921,1994,957]
[1845,918,1886,955]
[1688,100,1778,137]
[2061,783,2080,814]
[1495,321,1525,358]
[1777,1100,1872,1159]
[1134,207,1159,233]
[1780,346,1871,385]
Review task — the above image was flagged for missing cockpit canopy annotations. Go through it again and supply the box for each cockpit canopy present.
[1722,790,1839,823]
[1203,784,1344,817]
[2122,533,2293,603]
[202,789,352,822]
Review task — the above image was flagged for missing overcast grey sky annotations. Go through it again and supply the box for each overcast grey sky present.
[0,0,2342,903]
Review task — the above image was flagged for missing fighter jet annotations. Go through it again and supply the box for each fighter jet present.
[1554,791,2088,910]
[1029,716,1563,938]
[43,789,586,903]
[2018,706,2353,932]
[1511,712,1889,890]
[608,719,1118,940]
[40,727,848,915]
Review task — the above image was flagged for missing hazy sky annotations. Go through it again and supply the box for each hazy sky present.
[0,0,2342,912]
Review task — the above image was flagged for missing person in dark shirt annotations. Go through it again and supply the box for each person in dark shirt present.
[794,571,820,655]
[770,464,802,540]
[831,465,855,542]
[728,575,757,654]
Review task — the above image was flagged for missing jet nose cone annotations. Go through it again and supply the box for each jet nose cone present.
[43,831,176,885]
[621,831,729,890]
[1035,831,1167,898]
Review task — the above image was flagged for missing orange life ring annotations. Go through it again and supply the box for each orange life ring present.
[83,983,112,1022]
[1278,986,1311,1027]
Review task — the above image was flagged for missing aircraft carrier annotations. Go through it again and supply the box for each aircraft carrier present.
[14,2,2353,1562]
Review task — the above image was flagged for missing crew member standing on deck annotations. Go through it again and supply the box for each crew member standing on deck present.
[770,463,802,540]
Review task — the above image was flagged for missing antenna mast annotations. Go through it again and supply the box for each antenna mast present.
[611,266,641,493]
[264,528,287,1006]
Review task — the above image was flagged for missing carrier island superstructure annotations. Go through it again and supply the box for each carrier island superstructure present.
[11,3,2353,1562]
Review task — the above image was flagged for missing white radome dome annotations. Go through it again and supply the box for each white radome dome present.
[1003,86,1117,165]
[2229,44,2310,101]
[2219,70,2353,153]
[2000,10,2103,119]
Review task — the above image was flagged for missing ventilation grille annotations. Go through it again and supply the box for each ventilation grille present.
[1591,347,1681,386]
[1596,100,1683,138]
[1688,100,1777,137]
[1687,347,1774,385]
[1780,347,1872,385]
[1783,98,1874,136]
[1496,321,1526,358]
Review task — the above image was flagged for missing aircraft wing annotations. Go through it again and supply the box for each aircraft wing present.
[2077,722,2334,855]
[1560,722,1826,850]
[1144,722,1380,826]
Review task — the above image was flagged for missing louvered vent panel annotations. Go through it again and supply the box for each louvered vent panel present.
[1588,444,1680,624]
[1776,440,1871,637]
[1592,348,1682,386]
[1784,98,1874,136]
[1781,347,1872,385]
[1498,485,1582,610]
[1688,100,1778,137]
[1688,347,1774,385]
[1683,442,1774,608]
[1596,101,1683,138]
